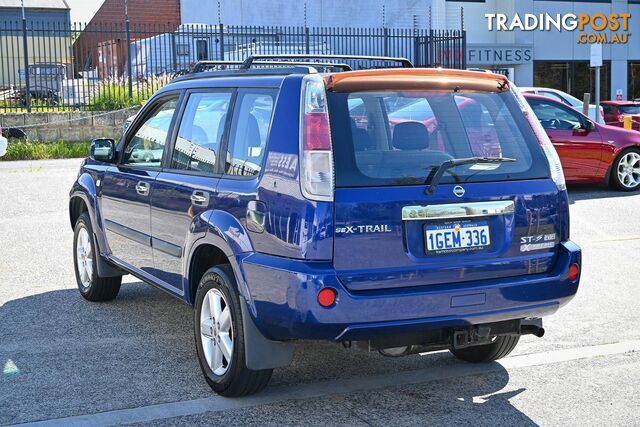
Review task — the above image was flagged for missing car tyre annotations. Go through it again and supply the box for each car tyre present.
[450,335,520,363]
[194,264,273,397]
[611,148,640,191]
[73,212,122,301]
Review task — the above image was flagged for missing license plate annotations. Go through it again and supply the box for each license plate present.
[426,222,490,253]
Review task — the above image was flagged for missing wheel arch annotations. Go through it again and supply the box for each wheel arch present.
[70,174,122,278]
[185,210,254,307]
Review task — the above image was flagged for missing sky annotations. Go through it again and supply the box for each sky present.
[65,0,104,23]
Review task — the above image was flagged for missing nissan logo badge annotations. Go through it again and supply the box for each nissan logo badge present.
[453,185,465,198]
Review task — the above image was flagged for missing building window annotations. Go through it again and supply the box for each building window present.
[176,43,190,56]
[534,61,611,101]
[629,62,640,100]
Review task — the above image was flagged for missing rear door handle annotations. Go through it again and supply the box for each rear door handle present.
[190,190,210,206]
[135,181,150,196]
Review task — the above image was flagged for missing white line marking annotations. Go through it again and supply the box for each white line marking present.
[17,340,640,427]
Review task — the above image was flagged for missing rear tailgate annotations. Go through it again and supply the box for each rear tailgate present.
[326,69,564,292]
[334,180,566,291]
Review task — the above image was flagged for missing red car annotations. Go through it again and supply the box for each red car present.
[601,100,640,132]
[524,93,640,191]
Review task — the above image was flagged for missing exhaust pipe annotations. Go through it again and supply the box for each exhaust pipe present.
[520,324,545,338]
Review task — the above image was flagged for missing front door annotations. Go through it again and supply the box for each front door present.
[195,39,210,61]
[100,95,180,273]
[528,98,604,181]
[151,90,232,290]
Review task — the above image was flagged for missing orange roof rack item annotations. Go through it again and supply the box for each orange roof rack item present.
[325,68,509,93]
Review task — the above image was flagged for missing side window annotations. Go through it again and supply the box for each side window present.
[224,89,277,177]
[122,97,178,167]
[171,91,232,173]
[529,101,583,130]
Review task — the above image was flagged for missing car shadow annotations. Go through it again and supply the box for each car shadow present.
[567,183,639,203]
[0,284,535,425]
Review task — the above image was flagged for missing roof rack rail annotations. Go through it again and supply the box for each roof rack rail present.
[190,60,244,73]
[240,54,414,69]
[191,59,352,73]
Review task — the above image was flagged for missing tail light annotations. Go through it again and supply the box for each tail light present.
[300,74,334,201]
[511,84,566,191]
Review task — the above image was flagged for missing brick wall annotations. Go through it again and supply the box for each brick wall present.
[73,0,181,72]
[0,108,140,142]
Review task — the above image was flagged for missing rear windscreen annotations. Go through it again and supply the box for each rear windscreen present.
[328,89,550,188]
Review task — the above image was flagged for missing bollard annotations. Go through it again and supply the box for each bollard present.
[623,116,633,130]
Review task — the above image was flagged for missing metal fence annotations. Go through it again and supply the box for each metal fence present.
[0,21,465,112]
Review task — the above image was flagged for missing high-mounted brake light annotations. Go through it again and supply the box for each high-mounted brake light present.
[510,84,566,191]
[300,74,334,201]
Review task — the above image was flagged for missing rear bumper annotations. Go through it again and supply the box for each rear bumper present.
[239,240,581,341]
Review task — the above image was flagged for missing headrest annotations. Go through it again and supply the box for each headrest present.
[392,121,429,150]
[244,114,262,149]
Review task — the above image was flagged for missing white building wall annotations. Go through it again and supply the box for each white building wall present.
[180,0,440,29]
[180,0,638,98]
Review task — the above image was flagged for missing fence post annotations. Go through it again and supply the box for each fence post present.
[305,26,310,54]
[125,19,133,103]
[219,23,225,60]
[461,30,467,69]
[21,14,31,112]
[429,29,434,67]
[383,27,389,57]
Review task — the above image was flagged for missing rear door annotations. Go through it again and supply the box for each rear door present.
[151,90,232,291]
[328,86,562,292]
[528,98,604,181]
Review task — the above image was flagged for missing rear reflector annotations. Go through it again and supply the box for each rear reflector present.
[568,263,580,282]
[317,288,337,307]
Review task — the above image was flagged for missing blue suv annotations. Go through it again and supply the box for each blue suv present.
[69,55,581,396]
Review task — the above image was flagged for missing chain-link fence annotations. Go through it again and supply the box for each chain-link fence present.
[0,21,465,112]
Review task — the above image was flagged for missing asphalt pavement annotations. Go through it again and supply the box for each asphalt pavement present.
[1,158,639,426]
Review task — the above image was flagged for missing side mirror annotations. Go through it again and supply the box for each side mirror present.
[582,120,595,132]
[90,138,116,163]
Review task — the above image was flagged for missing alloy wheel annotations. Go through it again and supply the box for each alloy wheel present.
[200,288,234,376]
[76,226,93,289]
[617,152,640,189]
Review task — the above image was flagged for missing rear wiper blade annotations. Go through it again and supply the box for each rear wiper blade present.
[425,157,516,195]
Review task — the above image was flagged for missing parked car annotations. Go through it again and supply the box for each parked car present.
[519,87,604,123]
[601,100,640,132]
[524,93,640,191]
[19,63,67,106]
[69,59,581,397]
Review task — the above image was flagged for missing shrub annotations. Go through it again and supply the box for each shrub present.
[1,141,90,161]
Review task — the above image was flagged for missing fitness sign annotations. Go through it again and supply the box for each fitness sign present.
[485,13,632,44]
